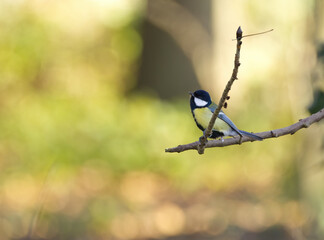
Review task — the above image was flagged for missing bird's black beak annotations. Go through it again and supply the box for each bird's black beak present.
[188,91,194,97]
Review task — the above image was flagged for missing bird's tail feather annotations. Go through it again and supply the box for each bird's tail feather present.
[239,130,263,141]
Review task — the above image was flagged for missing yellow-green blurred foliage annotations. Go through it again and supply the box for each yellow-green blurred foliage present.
[0,0,323,240]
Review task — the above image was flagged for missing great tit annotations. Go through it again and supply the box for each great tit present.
[189,90,262,141]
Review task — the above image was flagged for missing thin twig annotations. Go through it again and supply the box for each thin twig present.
[197,26,243,154]
[231,29,274,40]
[165,108,324,153]
[242,29,273,39]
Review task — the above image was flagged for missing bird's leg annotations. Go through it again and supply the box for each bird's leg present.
[236,132,243,144]
[239,135,243,144]
[199,135,207,143]
[220,136,224,142]
[203,130,213,138]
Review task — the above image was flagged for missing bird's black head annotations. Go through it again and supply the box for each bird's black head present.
[189,90,212,109]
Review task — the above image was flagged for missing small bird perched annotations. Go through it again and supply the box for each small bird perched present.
[189,90,262,141]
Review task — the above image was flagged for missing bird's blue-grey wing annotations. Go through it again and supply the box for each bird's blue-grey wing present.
[208,103,242,136]
[207,102,218,112]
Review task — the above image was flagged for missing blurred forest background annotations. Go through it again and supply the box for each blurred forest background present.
[0,0,323,239]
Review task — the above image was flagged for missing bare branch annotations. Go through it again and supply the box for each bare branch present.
[197,26,243,154]
[165,108,324,153]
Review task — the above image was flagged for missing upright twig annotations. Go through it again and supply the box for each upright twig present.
[197,26,243,154]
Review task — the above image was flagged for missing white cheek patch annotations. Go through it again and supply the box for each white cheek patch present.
[194,97,208,107]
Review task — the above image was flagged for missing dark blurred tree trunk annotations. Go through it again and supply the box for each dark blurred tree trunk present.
[295,1,324,239]
[136,0,214,99]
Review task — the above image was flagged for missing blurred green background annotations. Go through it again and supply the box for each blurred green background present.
[0,0,323,239]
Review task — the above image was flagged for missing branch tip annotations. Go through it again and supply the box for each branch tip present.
[236,26,243,40]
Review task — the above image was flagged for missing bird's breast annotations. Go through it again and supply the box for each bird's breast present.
[193,108,231,131]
